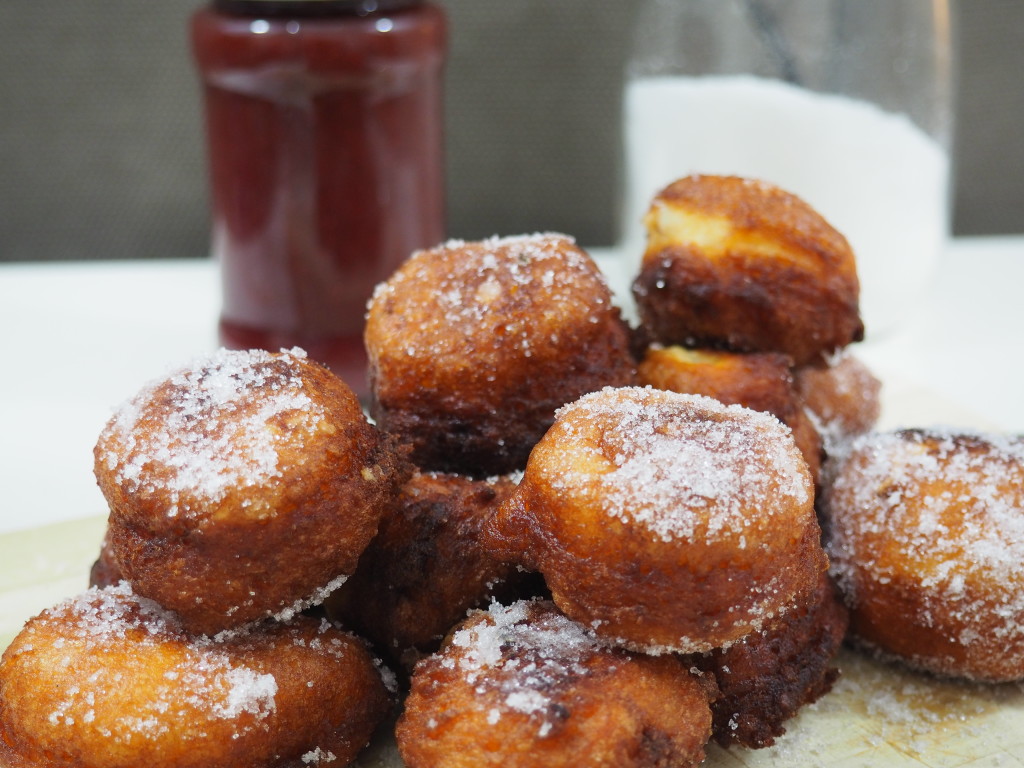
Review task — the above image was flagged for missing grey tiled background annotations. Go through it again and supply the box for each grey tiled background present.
[1,0,1020,262]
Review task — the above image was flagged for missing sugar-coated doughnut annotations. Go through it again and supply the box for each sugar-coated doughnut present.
[94,347,405,635]
[637,345,822,483]
[484,386,826,654]
[326,470,537,667]
[0,583,392,768]
[396,599,714,768]
[365,233,636,477]
[795,350,881,452]
[823,429,1024,682]
[632,175,863,365]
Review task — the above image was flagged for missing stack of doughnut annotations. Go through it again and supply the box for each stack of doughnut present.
[1,348,403,768]
[2,174,1021,768]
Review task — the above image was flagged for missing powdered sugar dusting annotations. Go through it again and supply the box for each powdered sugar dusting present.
[548,387,811,543]
[446,600,602,736]
[99,348,324,518]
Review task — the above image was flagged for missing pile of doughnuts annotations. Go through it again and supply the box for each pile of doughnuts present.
[2,174,1021,767]
[1,348,403,768]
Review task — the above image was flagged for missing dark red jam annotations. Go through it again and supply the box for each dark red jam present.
[191,0,446,397]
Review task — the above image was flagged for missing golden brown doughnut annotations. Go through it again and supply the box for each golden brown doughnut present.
[637,345,823,483]
[692,570,848,748]
[795,350,882,451]
[0,583,392,768]
[325,470,538,666]
[396,599,714,768]
[632,175,864,365]
[484,386,827,654]
[365,233,636,477]
[823,429,1024,682]
[94,347,405,635]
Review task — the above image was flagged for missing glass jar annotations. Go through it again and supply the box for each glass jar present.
[191,0,447,397]
[621,0,955,339]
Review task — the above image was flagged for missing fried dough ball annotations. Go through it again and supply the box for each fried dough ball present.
[823,429,1024,682]
[365,233,636,477]
[94,347,405,636]
[396,600,714,768]
[638,345,822,482]
[484,386,826,654]
[692,570,848,749]
[632,175,864,365]
[795,350,882,451]
[0,583,392,768]
[326,471,536,666]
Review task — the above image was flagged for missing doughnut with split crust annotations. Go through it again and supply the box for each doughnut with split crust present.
[326,470,536,667]
[692,570,848,749]
[484,386,826,654]
[365,233,636,477]
[0,583,392,768]
[94,348,405,635]
[638,345,822,483]
[396,599,714,768]
[632,175,863,365]
[823,429,1024,682]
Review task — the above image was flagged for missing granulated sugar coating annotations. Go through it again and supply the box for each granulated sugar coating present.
[0,583,393,768]
[444,600,601,732]
[485,386,825,655]
[396,599,715,767]
[548,387,811,543]
[364,233,636,477]
[92,346,401,635]
[97,347,323,519]
[368,233,614,362]
[824,429,1024,682]
[1,583,276,747]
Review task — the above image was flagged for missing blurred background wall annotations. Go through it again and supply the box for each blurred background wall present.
[0,0,1020,262]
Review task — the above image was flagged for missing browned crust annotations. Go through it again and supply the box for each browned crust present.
[95,352,406,635]
[483,388,827,654]
[396,602,713,768]
[0,595,390,768]
[693,571,849,749]
[366,235,636,477]
[326,471,535,665]
[638,346,797,422]
[632,175,863,365]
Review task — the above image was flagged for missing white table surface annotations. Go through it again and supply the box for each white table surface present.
[1,237,1022,535]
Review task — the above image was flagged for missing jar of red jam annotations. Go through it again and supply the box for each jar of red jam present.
[191,0,446,398]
